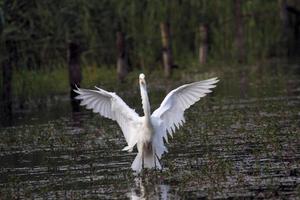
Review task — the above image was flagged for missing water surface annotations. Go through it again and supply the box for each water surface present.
[1,65,300,199]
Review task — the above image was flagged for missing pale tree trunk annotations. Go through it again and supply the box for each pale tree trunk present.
[160,22,173,78]
[116,31,128,82]
[68,42,82,112]
[199,24,208,65]
[234,0,245,63]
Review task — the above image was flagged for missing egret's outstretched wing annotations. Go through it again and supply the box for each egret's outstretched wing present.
[74,87,140,149]
[152,77,219,140]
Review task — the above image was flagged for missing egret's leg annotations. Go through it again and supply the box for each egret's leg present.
[155,153,160,162]
[155,153,162,171]
[142,151,144,170]
[154,150,157,170]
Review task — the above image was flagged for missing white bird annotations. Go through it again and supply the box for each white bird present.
[74,74,219,172]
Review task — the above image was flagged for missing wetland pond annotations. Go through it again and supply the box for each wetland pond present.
[0,65,300,199]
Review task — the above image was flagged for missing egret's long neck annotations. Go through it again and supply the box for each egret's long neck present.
[140,84,151,122]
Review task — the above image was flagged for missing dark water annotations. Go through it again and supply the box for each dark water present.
[1,65,300,199]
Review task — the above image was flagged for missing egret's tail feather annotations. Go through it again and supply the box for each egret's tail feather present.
[131,152,161,172]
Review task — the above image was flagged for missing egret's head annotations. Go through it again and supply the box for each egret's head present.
[139,73,146,85]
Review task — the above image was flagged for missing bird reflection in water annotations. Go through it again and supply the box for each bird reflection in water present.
[128,176,170,199]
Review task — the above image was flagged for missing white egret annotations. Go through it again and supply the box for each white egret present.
[74,74,219,172]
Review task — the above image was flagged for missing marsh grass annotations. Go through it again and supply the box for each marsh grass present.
[0,58,296,107]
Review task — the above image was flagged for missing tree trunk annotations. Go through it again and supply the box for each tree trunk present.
[2,57,13,123]
[68,42,82,112]
[2,61,12,114]
[1,40,14,125]
[199,24,208,65]
[286,5,300,55]
[278,0,290,55]
[116,31,128,82]
[279,0,289,32]
[160,22,173,78]
[234,0,245,63]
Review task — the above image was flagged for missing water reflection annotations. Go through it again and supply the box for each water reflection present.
[129,177,170,200]
[71,110,83,128]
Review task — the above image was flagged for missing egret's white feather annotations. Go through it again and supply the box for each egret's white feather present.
[152,77,219,140]
[74,75,219,172]
[74,87,140,149]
